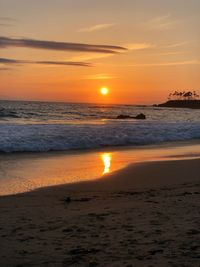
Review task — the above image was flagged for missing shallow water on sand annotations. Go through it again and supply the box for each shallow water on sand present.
[0,142,200,196]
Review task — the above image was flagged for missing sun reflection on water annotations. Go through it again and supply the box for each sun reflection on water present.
[101,153,112,174]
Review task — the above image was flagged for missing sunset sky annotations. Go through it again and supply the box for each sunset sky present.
[0,0,199,104]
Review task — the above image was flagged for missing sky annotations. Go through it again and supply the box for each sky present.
[0,0,199,104]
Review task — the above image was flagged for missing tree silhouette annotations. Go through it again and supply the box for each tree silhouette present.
[168,90,199,101]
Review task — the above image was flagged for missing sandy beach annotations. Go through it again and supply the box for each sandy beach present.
[0,157,199,267]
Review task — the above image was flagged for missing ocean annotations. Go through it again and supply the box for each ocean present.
[1,100,200,153]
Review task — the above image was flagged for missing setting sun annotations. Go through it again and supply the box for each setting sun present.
[100,87,109,96]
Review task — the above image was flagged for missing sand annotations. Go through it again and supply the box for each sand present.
[0,158,199,266]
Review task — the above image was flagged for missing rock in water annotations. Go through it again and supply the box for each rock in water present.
[134,113,146,120]
[116,114,132,119]
[116,113,146,120]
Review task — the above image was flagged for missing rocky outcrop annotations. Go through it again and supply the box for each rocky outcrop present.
[116,113,146,120]
[157,100,200,109]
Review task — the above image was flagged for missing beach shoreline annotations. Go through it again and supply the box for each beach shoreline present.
[0,156,199,266]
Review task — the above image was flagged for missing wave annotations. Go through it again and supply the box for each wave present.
[0,108,21,118]
[0,107,110,120]
[0,122,200,153]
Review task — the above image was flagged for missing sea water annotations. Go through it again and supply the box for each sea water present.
[1,100,200,153]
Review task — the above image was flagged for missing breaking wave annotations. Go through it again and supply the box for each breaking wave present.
[0,121,200,153]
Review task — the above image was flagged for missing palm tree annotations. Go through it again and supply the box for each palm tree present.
[168,90,199,101]
[168,93,172,100]
[193,91,199,100]
[183,91,193,100]
[173,91,178,100]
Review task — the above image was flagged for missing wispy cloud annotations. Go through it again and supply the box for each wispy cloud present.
[157,51,187,56]
[0,58,92,67]
[165,41,191,48]
[35,60,92,67]
[128,60,200,67]
[124,43,155,50]
[0,24,12,27]
[82,73,117,80]
[0,17,17,27]
[0,67,11,71]
[145,14,180,30]
[70,53,112,62]
[70,42,154,61]
[0,17,17,22]
[0,37,126,54]
[79,23,116,32]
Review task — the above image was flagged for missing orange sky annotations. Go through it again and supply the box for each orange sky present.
[0,0,200,104]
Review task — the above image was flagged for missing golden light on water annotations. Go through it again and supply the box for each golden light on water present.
[100,87,109,95]
[101,153,112,174]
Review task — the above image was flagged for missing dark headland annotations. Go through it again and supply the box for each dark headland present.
[157,100,200,109]
[156,91,200,109]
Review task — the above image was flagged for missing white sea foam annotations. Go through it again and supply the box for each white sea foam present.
[0,121,200,152]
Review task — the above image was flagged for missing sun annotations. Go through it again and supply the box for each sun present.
[100,87,109,95]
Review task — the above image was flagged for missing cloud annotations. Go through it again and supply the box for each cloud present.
[165,41,191,48]
[79,23,116,32]
[0,23,13,27]
[157,51,187,56]
[0,17,17,27]
[128,60,200,67]
[36,60,92,67]
[0,36,126,54]
[0,58,22,64]
[108,60,200,68]
[145,60,200,66]
[0,17,17,22]
[70,53,112,62]
[82,73,117,80]
[124,43,155,50]
[0,58,92,67]
[71,43,153,62]
[145,14,180,30]
[0,67,11,71]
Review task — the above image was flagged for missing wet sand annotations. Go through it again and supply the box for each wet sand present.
[1,141,200,196]
[0,158,199,266]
